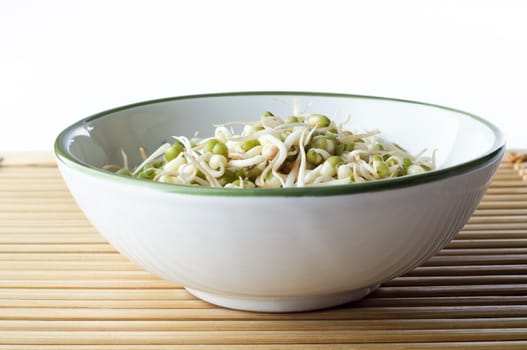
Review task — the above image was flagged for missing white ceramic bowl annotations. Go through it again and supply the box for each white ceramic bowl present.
[55,92,505,312]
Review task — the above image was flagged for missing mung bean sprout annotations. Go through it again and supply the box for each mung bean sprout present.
[105,111,436,188]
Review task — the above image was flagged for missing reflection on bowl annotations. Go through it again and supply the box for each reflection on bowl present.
[55,92,505,312]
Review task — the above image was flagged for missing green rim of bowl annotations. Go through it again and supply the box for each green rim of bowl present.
[54,91,506,197]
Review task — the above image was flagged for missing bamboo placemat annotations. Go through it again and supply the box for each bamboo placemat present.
[1,153,527,349]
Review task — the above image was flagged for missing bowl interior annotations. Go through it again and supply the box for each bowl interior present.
[58,92,504,178]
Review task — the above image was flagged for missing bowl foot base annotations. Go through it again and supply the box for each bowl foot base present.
[185,284,380,313]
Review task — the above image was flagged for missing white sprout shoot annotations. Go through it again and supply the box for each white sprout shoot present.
[132,143,171,176]
[120,148,129,170]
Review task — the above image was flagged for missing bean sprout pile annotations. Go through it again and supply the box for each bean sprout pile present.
[105,112,436,188]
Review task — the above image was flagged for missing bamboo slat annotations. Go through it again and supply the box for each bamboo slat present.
[1,343,527,350]
[1,344,527,350]
[1,328,527,345]
[1,152,527,348]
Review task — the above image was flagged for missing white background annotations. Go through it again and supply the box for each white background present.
[1,0,525,151]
